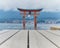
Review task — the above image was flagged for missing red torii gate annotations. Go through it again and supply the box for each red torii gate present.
[18,8,42,29]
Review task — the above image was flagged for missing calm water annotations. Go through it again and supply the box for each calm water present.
[0,23,60,30]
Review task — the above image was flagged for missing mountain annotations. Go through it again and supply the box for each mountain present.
[0,10,60,22]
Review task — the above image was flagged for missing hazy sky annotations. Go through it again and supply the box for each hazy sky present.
[0,0,60,12]
[0,0,60,20]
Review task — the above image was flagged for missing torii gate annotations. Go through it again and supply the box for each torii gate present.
[18,8,42,29]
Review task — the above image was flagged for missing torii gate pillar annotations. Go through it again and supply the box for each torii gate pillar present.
[23,11,26,29]
[34,12,37,29]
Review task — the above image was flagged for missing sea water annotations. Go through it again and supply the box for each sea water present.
[0,23,60,30]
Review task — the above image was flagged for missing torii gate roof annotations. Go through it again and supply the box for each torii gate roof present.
[17,8,43,12]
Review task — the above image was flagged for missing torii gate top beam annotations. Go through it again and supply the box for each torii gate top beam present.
[17,8,43,12]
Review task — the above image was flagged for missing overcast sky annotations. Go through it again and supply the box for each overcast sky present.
[0,0,60,12]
